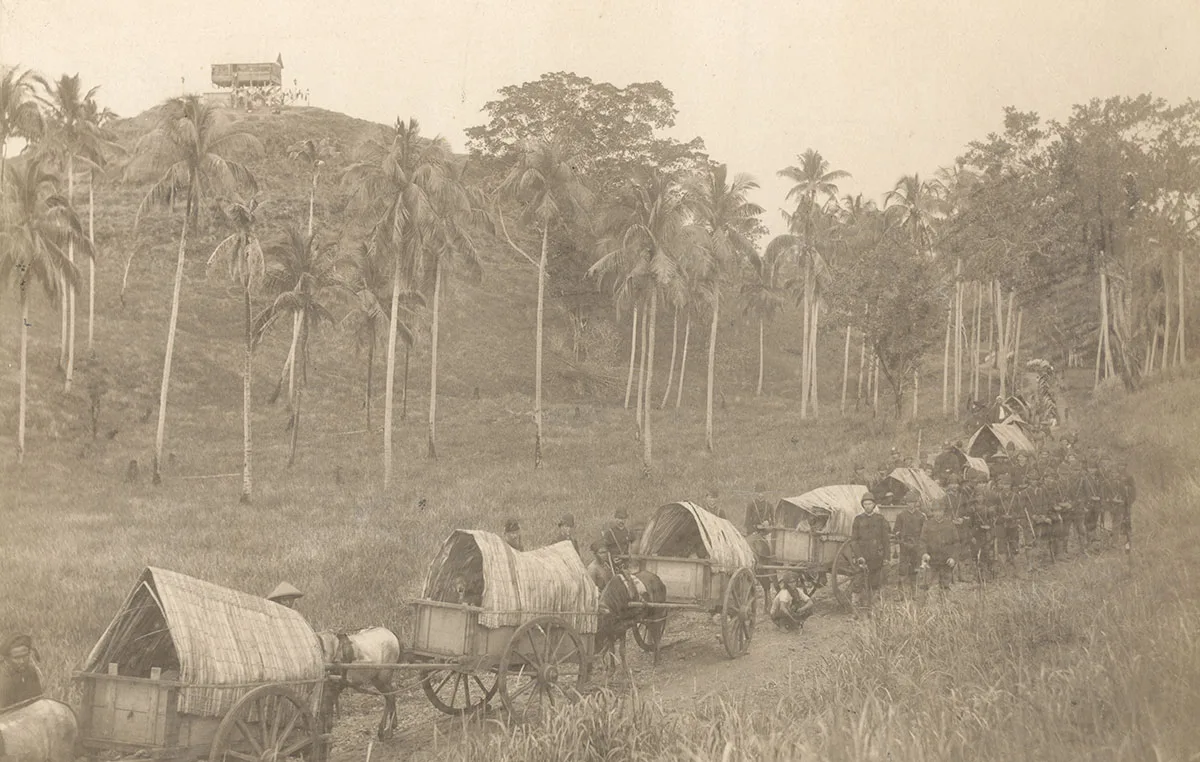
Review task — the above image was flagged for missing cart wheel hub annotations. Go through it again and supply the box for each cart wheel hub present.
[543,665,559,682]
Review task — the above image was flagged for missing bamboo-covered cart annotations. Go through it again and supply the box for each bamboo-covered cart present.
[766,486,869,610]
[409,531,597,721]
[75,567,329,762]
[629,502,758,659]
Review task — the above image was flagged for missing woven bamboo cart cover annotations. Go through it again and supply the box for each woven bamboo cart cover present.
[635,502,757,574]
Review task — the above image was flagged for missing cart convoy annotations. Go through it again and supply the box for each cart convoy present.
[0,415,1137,762]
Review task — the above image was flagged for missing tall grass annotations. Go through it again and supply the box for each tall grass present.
[461,378,1200,761]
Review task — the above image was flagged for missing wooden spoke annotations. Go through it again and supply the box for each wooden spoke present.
[831,539,862,613]
[499,616,586,723]
[722,567,757,658]
[210,685,321,762]
[421,668,497,716]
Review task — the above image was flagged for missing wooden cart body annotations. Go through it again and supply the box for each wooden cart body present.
[408,600,594,667]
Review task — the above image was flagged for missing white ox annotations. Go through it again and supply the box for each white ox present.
[316,627,402,740]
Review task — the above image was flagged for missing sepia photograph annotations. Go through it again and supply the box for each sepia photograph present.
[1,1,1197,759]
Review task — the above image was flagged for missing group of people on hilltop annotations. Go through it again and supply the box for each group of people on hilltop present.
[842,433,1136,608]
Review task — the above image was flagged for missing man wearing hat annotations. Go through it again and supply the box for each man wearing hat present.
[851,494,891,606]
[744,483,773,535]
[555,514,581,556]
[504,519,525,551]
[602,509,633,558]
[266,583,304,610]
[0,634,44,710]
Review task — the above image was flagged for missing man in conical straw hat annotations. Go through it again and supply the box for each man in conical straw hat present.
[267,582,304,609]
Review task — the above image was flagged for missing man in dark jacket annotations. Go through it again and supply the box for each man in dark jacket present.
[921,507,959,591]
[0,634,43,710]
[851,494,891,606]
[892,493,925,597]
[932,441,960,485]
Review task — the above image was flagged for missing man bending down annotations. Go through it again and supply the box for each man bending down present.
[770,574,815,631]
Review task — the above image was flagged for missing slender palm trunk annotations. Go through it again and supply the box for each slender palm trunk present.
[308,172,317,238]
[872,354,880,412]
[63,159,76,383]
[288,319,306,467]
[1096,271,1110,387]
[1162,263,1171,372]
[285,311,301,408]
[799,264,811,419]
[643,288,658,470]
[953,263,962,419]
[809,298,820,417]
[986,285,995,397]
[624,308,638,408]
[856,330,866,409]
[365,323,375,429]
[88,172,96,354]
[705,291,718,452]
[402,344,410,421]
[427,258,442,460]
[154,194,192,485]
[661,308,678,408]
[972,282,981,400]
[942,303,951,415]
[17,291,29,464]
[758,319,767,398]
[241,275,253,504]
[675,315,691,408]
[534,225,548,468]
[913,369,920,419]
[1147,327,1159,373]
[840,324,850,415]
[1178,252,1186,366]
[636,301,648,429]
[1011,309,1023,392]
[995,281,1007,397]
[383,255,403,487]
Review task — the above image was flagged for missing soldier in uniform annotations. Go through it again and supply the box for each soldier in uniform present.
[892,492,925,598]
[555,514,581,556]
[744,483,773,535]
[921,505,960,591]
[850,494,891,607]
[933,441,960,485]
[602,508,634,558]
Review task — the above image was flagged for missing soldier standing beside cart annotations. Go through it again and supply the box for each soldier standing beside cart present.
[850,494,891,607]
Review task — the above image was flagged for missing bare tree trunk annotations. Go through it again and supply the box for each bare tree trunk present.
[1178,251,1187,366]
[1162,260,1171,372]
[365,324,374,429]
[1100,270,1115,380]
[534,225,548,469]
[286,311,301,408]
[705,291,718,452]
[383,254,402,487]
[624,307,638,408]
[1011,309,1023,393]
[987,283,995,398]
[809,298,821,417]
[17,291,29,464]
[841,324,850,415]
[913,369,919,419]
[1147,326,1158,374]
[856,329,866,409]
[88,171,96,354]
[799,263,811,419]
[756,319,765,397]
[872,354,880,413]
[636,300,648,429]
[65,158,76,389]
[427,258,442,460]
[643,288,658,471]
[241,275,253,504]
[308,171,317,238]
[953,260,962,419]
[675,315,691,408]
[401,343,410,421]
[153,198,192,486]
[661,307,679,408]
[1094,275,1104,388]
[942,302,951,415]
[972,281,982,401]
[287,319,307,467]
[996,282,1009,398]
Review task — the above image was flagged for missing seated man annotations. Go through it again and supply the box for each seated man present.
[0,634,44,710]
[586,543,614,590]
[769,574,815,631]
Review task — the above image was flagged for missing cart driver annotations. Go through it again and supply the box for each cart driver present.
[587,542,615,590]
[266,582,304,610]
[602,508,633,559]
[0,634,44,710]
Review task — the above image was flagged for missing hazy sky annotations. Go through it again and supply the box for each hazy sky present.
[3,0,1197,234]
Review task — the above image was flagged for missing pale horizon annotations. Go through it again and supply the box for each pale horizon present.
[3,0,1197,235]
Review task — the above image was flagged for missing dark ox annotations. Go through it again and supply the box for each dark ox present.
[596,571,667,671]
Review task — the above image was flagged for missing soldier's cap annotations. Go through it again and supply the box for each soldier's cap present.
[558,513,575,528]
[2,634,33,656]
[614,508,629,520]
[267,582,303,602]
[860,494,878,507]
[504,518,521,533]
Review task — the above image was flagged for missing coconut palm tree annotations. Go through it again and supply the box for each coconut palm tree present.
[37,73,113,389]
[741,244,786,396]
[125,95,262,484]
[207,198,265,504]
[79,97,120,355]
[884,174,944,255]
[496,136,592,467]
[255,226,339,467]
[0,66,45,191]
[686,164,762,450]
[778,149,850,243]
[0,155,85,463]
[591,167,688,472]
[342,117,449,486]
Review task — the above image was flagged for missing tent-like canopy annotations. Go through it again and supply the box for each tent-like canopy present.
[967,422,1036,459]
[775,485,866,539]
[635,502,757,574]
[884,468,949,510]
[422,531,597,634]
[82,567,324,717]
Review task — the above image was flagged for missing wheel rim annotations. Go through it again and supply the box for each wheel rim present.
[499,617,585,723]
[421,668,497,716]
[210,686,319,762]
[831,540,860,613]
[631,616,665,653]
[722,568,756,658]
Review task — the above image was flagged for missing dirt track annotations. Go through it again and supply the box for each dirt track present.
[325,595,859,761]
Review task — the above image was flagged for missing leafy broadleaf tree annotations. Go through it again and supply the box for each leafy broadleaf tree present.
[207,198,265,504]
[125,95,262,484]
[0,155,86,463]
[496,136,592,467]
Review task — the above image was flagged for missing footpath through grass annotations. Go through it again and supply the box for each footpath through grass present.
[461,376,1200,762]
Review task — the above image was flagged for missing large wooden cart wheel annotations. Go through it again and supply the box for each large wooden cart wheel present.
[420,668,498,716]
[209,684,323,762]
[831,540,862,612]
[631,612,666,654]
[720,567,757,659]
[498,616,587,723]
